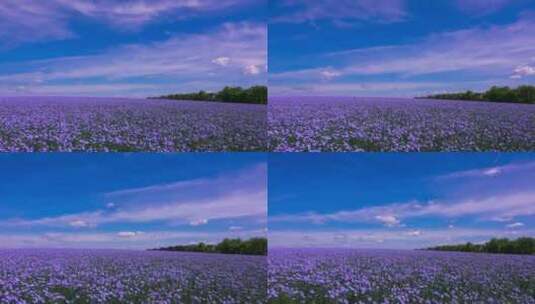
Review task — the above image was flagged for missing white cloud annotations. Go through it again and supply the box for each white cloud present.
[243,64,261,75]
[189,219,208,226]
[511,65,535,79]
[320,70,342,80]
[506,222,524,229]
[229,226,243,231]
[117,231,143,238]
[69,220,90,228]
[482,167,501,176]
[406,230,422,237]
[106,203,116,209]
[212,56,231,67]
[375,215,401,227]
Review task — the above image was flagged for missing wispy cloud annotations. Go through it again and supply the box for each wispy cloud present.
[438,161,535,180]
[334,17,535,77]
[5,188,266,228]
[0,1,74,46]
[0,0,253,46]
[0,22,266,96]
[506,222,524,229]
[271,15,535,96]
[269,81,449,96]
[269,227,532,249]
[1,164,267,228]
[273,0,407,24]
[54,0,249,28]
[456,0,516,16]
[272,191,535,226]
[511,64,535,79]
[0,229,266,249]
[375,215,402,227]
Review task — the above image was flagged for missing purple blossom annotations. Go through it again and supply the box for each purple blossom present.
[268,97,535,152]
[0,97,267,152]
[0,249,267,303]
[268,248,535,303]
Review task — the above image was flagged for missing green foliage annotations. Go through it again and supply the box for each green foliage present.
[427,237,535,255]
[424,85,535,104]
[151,237,267,256]
[153,85,267,104]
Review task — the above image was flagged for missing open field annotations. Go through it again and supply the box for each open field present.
[268,248,535,304]
[268,97,535,152]
[0,249,266,304]
[0,97,266,152]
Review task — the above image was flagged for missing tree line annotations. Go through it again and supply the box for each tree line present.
[426,237,534,255]
[150,237,267,256]
[422,85,535,104]
[151,85,267,105]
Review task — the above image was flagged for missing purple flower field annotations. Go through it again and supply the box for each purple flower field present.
[0,249,267,304]
[268,97,535,152]
[268,249,535,303]
[0,97,266,152]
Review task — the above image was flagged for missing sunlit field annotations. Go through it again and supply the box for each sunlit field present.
[268,248,535,303]
[0,97,266,152]
[0,249,267,304]
[268,97,535,152]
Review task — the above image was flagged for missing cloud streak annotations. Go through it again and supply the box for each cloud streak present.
[0,0,253,45]
[456,0,516,15]
[0,229,266,249]
[437,161,535,180]
[271,191,535,226]
[273,0,407,24]
[270,15,535,96]
[0,22,266,96]
[1,164,267,229]
[269,227,533,249]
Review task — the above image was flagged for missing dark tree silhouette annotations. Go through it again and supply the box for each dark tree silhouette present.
[150,237,267,256]
[151,85,267,105]
[426,237,534,255]
[422,85,535,104]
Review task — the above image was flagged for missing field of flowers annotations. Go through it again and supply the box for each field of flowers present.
[268,97,535,152]
[0,97,266,152]
[268,249,535,303]
[0,249,266,304]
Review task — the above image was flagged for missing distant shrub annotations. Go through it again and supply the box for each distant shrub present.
[151,237,267,256]
[427,237,535,255]
[152,85,267,104]
[423,85,535,104]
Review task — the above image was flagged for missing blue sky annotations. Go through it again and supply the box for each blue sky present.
[0,153,267,249]
[269,153,535,249]
[0,0,266,97]
[270,0,535,96]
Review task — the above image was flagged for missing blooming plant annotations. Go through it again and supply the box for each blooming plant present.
[0,97,267,152]
[0,249,267,304]
[268,97,535,152]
